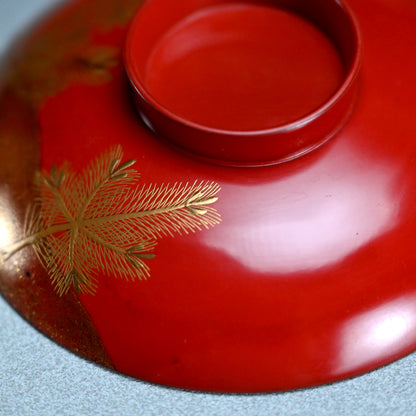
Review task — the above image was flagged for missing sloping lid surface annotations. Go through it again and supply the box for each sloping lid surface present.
[1,0,416,392]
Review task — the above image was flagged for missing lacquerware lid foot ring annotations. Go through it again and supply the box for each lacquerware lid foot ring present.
[124,0,362,166]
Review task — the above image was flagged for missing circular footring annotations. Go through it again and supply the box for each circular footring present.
[125,0,362,166]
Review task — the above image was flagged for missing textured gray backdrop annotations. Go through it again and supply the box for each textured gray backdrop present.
[0,1,415,415]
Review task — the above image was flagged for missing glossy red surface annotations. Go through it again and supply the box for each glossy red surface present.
[1,0,416,393]
[143,4,343,130]
[125,0,362,166]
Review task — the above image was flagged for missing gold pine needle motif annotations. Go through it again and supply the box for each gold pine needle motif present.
[1,146,221,296]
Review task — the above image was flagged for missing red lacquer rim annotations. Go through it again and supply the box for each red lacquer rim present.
[124,0,363,166]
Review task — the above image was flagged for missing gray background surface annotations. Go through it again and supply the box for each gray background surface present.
[0,1,415,415]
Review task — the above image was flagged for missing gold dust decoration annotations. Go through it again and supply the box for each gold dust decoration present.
[8,0,144,106]
[0,146,221,296]
[9,44,119,106]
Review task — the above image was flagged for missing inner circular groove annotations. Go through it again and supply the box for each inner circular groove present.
[142,3,345,131]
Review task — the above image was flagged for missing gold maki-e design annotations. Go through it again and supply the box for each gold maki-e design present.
[1,146,221,296]
[8,0,145,106]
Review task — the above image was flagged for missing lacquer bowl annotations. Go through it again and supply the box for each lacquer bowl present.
[1,0,416,393]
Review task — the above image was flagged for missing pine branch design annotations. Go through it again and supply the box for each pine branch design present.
[1,146,221,296]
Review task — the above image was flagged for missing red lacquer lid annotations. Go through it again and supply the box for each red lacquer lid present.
[1,0,416,393]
